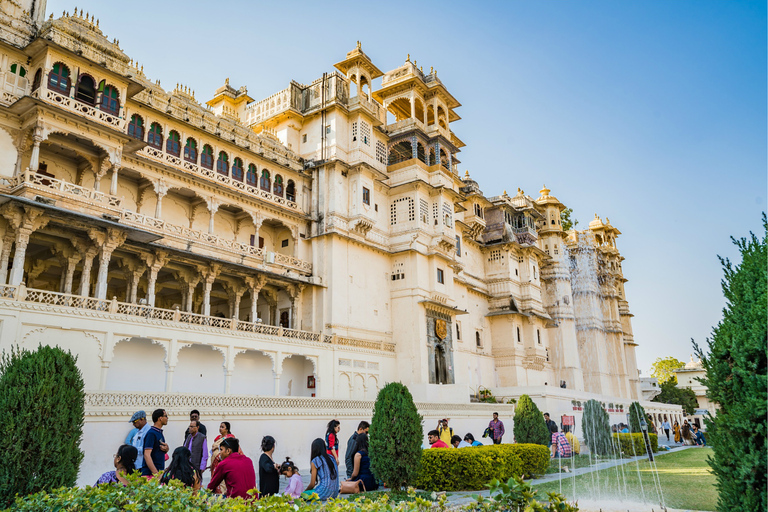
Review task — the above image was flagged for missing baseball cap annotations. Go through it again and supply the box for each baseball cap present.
[129,410,147,423]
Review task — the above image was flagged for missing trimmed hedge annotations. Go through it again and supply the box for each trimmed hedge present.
[612,433,658,456]
[414,444,550,491]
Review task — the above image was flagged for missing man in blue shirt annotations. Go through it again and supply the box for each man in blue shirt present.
[127,410,152,473]
[142,408,169,476]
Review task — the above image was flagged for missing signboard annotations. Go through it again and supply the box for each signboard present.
[561,415,575,426]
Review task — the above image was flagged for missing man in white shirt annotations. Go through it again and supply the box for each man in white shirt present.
[128,410,152,472]
[661,419,672,441]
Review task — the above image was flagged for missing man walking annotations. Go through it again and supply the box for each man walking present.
[185,419,209,473]
[184,409,207,439]
[345,421,369,479]
[544,413,557,446]
[128,410,151,474]
[142,408,169,476]
[661,418,671,441]
[488,412,505,444]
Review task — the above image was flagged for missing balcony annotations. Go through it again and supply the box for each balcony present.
[137,146,300,213]
[347,95,383,124]
[32,88,125,130]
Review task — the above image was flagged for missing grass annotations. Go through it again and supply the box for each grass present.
[340,490,435,503]
[532,447,717,511]
[544,454,623,474]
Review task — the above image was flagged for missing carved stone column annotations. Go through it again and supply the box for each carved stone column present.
[206,197,221,234]
[287,283,305,330]
[72,240,99,297]
[109,164,120,196]
[176,269,201,313]
[245,275,267,323]
[0,230,15,285]
[93,158,110,192]
[0,204,49,286]
[273,372,281,396]
[141,250,170,307]
[28,126,44,172]
[249,212,263,247]
[200,263,221,316]
[226,284,246,321]
[89,227,128,300]
[153,180,170,219]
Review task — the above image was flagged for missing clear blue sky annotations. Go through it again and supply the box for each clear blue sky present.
[49,0,766,376]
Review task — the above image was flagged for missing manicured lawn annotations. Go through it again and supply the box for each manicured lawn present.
[532,447,717,511]
[544,454,622,474]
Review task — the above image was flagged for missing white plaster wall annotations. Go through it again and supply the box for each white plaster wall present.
[106,337,166,392]
[173,345,226,394]
[230,351,273,395]
[20,326,102,390]
[0,128,17,177]
[280,355,314,396]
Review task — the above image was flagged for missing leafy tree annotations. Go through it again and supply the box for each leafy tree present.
[627,401,647,433]
[694,214,767,512]
[650,356,685,385]
[560,207,578,231]
[369,382,423,491]
[581,399,612,456]
[0,345,85,507]
[652,379,699,415]
[512,394,549,445]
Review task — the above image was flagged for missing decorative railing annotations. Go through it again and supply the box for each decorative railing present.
[10,169,123,208]
[137,146,300,212]
[33,88,125,130]
[0,285,394,353]
[0,90,20,106]
[348,95,383,121]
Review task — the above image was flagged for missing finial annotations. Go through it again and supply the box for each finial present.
[539,184,550,197]
[594,213,598,218]
[605,217,610,224]
[430,66,433,74]
[503,190,508,195]
[49,13,53,19]
[85,11,88,19]
[96,18,99,27]
[356,40,361,48]
[79,8,83,16]
[464,170,469,178]
[406,53,410,62]
[140,65,143,73]
[420,66,423,72]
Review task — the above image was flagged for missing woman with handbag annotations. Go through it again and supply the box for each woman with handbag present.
[342,433,377,494]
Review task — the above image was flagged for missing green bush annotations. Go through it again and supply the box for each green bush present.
[628,401,647,433]
[695,215,767,512]
[0,346,85,508]
[413,444,549,491]
[512,394,549,445]
[612,433,658,456]
[369,382,423,491]
[582,399,612,456]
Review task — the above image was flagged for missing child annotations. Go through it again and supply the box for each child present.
[280,457,304,499]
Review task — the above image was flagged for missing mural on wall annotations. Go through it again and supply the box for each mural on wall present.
[427,312,455,385]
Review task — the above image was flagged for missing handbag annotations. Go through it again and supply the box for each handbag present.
[340,479,364,494]
[483,427,492,438]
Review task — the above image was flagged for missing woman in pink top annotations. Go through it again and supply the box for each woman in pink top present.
[280,457,304,499]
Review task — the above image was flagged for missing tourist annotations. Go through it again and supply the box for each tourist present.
[184,420,209,473]
[620,423,630,434]
[464,433,483,446]
[437,418,454,445]
[565,431,580,454]
[549,424,572,467]
[95,444,138,485]
[128,410,151,474]
[304,437,339,500]
[647,415,657,434]
[325,419,341,464]
[661,418,671,441]
[692,425,707,446]
[543,413,557,446]
[345,421,370,479]
[210,422,238,494]
[142,408,169,476]
[451,434,464,448]
[673,421,681,444]
[488,412,505,444]
[160,446,200,489]
[259,435,280,496]
[345,432,378,492]
[207,437,257,500]
[280,457,304,499]
[681,422,694,445]
[184,409,207,439]
[428,429,450,448]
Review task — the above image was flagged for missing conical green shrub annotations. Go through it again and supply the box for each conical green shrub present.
[582,399,612,456]
[628,401,647,433]
[512,394,550,445]
[369,382,423,491]
[0,345,85,507]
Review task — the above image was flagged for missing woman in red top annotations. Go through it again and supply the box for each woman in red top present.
[325,420,341,464]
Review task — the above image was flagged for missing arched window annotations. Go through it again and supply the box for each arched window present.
[100,84,120,115]
[200,144,214,169]
[286,180,296,202]
[183,138,197,163]
[260,170,271,191]
[127,114,144,139]
[216,151,229,175]
[246,164,257,187]
[147,123,163,149]
[31,68,42,92]
[47,62,70,93]
[4,63,28,96]
[75,74,96,105]
[231,158,244,182]
[166,130,180,156]
[273,174,284,197]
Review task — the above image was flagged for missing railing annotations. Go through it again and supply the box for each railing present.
[10,169,123,208]
[138,146,300,212]
[348,95,383,121]
[0,90,20,106]
[0,284,394,353]
[34,88,125,130]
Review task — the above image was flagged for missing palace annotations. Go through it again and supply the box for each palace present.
[0,1,681,484]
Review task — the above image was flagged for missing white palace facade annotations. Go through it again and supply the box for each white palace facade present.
[0,1,682,484]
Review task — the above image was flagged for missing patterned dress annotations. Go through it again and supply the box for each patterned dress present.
[95,471,119,485]
[310,455,339,500]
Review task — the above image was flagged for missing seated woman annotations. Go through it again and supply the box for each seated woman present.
[95,444,138,485]
[303,438,339,500]
[346,433,378,492]
[160,446,200,489]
